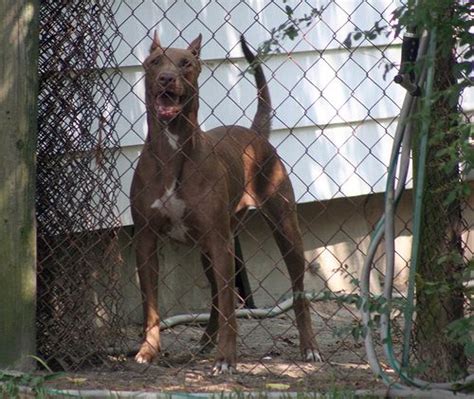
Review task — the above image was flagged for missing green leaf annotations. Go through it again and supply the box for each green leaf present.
[343,34,352,49]
[284,25,299,40]
[367,32,377,40]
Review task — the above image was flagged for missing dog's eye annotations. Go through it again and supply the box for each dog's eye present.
[150,55,162,66]
[179,58,192,69]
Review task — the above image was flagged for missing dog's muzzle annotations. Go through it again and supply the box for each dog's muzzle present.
[154,89,184,121]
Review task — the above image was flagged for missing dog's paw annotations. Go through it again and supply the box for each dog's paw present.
[135,342,160,364]
[304,348,323,363]
[135,351,154,364]
[211,360,236,375]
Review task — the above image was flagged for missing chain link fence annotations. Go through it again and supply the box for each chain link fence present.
[34,0,473,392]
[36,0,124,370]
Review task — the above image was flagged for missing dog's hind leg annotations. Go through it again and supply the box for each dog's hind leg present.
[234,235,256,308]
[261,195,322,362]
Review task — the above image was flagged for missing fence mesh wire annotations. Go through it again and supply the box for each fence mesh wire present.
[34,0,472,391]
[36,0,124,370]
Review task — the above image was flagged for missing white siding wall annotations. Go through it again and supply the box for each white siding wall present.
[111,0,473,226]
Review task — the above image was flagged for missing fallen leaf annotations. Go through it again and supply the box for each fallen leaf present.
[265,383,290,390]
[67,377,88,385]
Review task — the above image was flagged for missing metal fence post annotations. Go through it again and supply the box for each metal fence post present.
[0,0,39,370]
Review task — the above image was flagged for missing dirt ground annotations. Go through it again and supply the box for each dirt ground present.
[36,301,396,394]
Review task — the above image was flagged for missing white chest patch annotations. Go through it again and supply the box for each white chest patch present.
[164,128,179,150]
[150,179,188,242]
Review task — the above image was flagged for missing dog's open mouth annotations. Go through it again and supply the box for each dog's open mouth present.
[155,91,183,121]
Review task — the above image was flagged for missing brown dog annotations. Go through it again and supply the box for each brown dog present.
[130,32,321,374]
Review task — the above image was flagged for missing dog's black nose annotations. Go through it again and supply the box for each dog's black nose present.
[158,72,176,87]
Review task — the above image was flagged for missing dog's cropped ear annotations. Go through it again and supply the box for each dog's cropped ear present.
[187,34,202,58]
[150,30,161,53]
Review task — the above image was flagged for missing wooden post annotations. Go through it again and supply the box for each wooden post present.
[0,0,39,370]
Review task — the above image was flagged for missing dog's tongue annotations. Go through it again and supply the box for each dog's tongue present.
[157,105,180,120]
[155,93,181,120]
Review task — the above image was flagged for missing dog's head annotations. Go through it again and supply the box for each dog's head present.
[143,31,202,122]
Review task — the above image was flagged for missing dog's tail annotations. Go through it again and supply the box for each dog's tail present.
[240,35,272,139]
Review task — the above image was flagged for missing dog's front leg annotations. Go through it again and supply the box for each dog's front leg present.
[134,227,161,364]
[199,253,219,352]
[208,238,237,374]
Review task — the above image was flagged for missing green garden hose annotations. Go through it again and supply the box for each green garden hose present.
[361,28,474,391]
